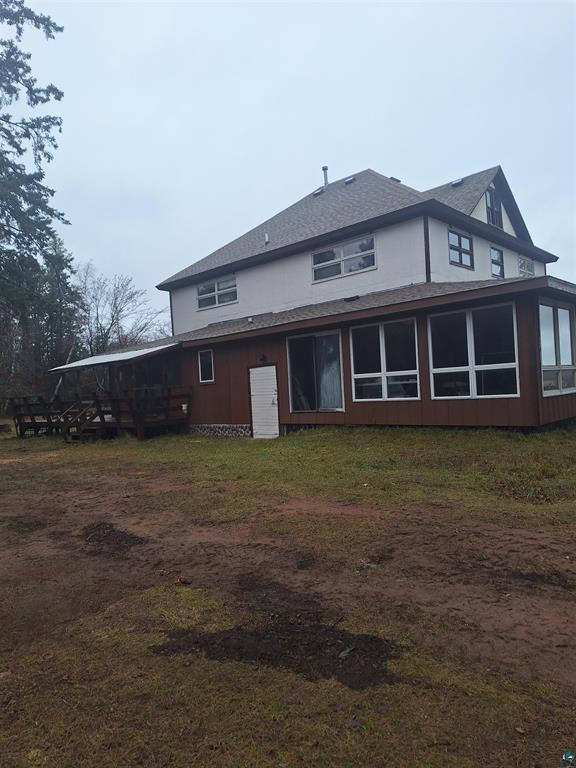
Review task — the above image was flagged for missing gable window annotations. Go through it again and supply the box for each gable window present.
[486,187,503,228]
[518,257,535,278]
[491,247,504,278]
[288,332,343,411]
[448,231,474,269]
[197,276,237,309]
[351,319,419,401]
[198,349,214,383]
[428,304,518,398]
[539,303,576,395]
[312,236,375,282]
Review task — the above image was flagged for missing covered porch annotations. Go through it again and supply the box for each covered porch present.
[10,342,191,442]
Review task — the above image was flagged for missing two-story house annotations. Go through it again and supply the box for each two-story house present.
[54,165,576,437]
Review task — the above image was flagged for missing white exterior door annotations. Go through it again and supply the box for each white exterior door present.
[249,366,280,439]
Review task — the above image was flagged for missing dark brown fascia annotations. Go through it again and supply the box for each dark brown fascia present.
[181,276,560,350]
[157,200,557,293]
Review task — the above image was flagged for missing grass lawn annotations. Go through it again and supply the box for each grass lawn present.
[1,425,575,767]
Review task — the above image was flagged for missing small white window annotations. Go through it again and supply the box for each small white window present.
[448,231,474,269]
[518,257,535,278]
[198,349,214,382]
[312,236,375,282]
[197,276,237,309]
[490,247,504,278]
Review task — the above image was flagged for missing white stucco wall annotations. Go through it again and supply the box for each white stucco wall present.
[171,218,427,334]
[428,218,545,283]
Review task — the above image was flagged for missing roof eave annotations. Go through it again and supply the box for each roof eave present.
[158,200,557,292]
[180,276,555,348]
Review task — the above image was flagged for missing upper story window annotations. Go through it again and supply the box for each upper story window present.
[486,186,503,228]
[518,257,535,278]
[197,276,237,309]
[312,236,375,282]
[448,230,474,269]
[491,247,504,278]
[428,304,518,399]
[539,303,576,396]
[351,319,419,401]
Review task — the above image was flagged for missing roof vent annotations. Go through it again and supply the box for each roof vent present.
[344,176,356,185]
[312,187,324,197]
[390,176,401,183]
[322,165,329,187]
[343,295,360,302]
[264,232,270,245]
[451,178,463,187]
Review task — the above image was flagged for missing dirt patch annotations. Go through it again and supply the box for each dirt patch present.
[2,517,47,534]
[82,522,147,556]
[235,572,326,620]
[151,615,401,690]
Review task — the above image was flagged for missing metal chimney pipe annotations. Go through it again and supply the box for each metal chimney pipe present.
[322,165,329,187]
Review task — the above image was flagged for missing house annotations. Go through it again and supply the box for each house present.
[52,165,576,437]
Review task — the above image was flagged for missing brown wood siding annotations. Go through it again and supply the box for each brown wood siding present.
[179,293,576,429]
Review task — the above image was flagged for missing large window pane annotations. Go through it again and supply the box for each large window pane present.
[198,295,216,308]
[352,326,381,374]
[198,282,215,296]
[344,252,375,273]
[473,306,515,365]
[558,309,574,365]
[543,370,559,393]
[433,372,470,398]
[289,337,317,411]
[218,289,237,304]
[354,377,383,400]
[342,237,374,258]
[198,350,214,383]
[561,370,576,391]
[476,369,517,396]
[386,375,418,399]
[539,305,556,366]
[313,250,336,266]
[314,263,341,281]
[430,313,468,368]
[384,320,417,372]
[316,334,343,410]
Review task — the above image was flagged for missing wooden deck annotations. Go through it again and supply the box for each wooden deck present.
[9,388,192,442]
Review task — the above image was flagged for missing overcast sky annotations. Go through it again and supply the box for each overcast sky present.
[27,0,576,311]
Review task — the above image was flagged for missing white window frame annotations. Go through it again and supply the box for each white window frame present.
[490,246,505,278]
[286,329,345,413]
[197,275,238,311]
[539,300,576,397]
[518,256,535,278]
[350,318,420,402]
[311,235,376,284]
[427,302,520,400]
[198,349,214,383]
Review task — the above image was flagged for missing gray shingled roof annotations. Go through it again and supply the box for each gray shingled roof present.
[157,170,426,288]
[167,277,534,345]
[421,167,500,214]
[59,276,575,370]
[157,165,518,290]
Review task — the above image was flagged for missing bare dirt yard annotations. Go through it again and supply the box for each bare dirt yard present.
[1,426,575,767]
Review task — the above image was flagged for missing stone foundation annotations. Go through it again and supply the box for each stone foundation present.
[189,423,252,438]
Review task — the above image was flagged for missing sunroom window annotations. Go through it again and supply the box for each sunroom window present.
[429,304,518,398]
[197,276,237,309]
[539,303,576,395]
[351,319,419,400]
[312,236,375,282]
[288,332,343,411]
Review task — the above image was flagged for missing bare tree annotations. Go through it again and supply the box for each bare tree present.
[77,263,169,356]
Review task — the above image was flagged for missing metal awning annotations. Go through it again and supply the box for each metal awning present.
[50,342,179,372]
